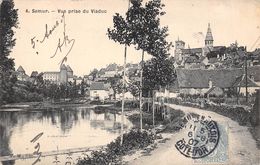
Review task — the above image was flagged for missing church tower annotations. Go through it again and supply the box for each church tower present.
[60,64,68,84]
[205,23,214,48]
[174,37,185,61]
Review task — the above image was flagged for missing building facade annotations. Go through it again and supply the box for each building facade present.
[43,64,74,84]
[89,82,112,101]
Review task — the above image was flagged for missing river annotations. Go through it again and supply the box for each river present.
[0,105,132,165]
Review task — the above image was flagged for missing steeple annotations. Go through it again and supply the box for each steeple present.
[205,23,214,47]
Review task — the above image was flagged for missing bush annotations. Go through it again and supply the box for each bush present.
[77,129,155,165]
[89,100,104,105]
[115,100,139,108]
[167,97,252,126]
[11,86,43,103]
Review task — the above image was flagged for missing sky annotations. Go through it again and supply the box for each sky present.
[8,0,260,76]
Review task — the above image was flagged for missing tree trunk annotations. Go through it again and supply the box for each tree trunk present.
[147,91,150,112]
[140,50,144,131]
[120,44,127,146]
[152,90,155,128]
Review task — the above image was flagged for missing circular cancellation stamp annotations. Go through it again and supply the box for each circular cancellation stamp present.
[175,113,220,159]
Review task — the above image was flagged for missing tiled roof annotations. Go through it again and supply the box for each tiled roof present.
[90,82,106,90]
[185,55,201,64]
[251,48,260,56]
[43,72,59,75]
[17,66,25,72]
[182,48,202,55]
[30,71,38,77]
[212,46,226,51]
[67,65,73,72]
[176,66,260,88]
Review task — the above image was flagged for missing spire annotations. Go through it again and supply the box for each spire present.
[205,23,214,41]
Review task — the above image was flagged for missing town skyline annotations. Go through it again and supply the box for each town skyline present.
[10,0,260,76]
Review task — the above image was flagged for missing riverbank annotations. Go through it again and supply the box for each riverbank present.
[0,100,114,111]
[75,104,186,165]
[0,99,136,110]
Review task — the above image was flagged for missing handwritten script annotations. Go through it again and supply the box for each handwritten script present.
[30,132,44,165]
[31,13,75,65]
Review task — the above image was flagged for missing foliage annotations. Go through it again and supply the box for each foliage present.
[77,129,155,165]
[106,75,124,98]
[108,0,171,57]
[0,0,18,105]
[128,113,161,127]
[128,0,172,58]
[128,80,140,98]
[107,11,133,46]
[143,56,176,96]
[88,68,98,81]
[129,0,174,97]
[7,81,43,103]
[115,100,139,108]
[166,97,252,126]
[108,0,173,97]
[0,0,18,58]
[43,82,83,100]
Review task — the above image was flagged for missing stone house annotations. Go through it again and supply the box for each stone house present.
[89,82,113,101]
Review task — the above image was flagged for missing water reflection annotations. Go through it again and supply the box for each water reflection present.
[0,107,131,165]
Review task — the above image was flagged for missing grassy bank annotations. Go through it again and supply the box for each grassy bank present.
[77,129,155,165]
[127,106,185,133]
[76,103,186,165]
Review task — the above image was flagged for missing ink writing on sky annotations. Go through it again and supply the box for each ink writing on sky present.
[31,13,75,66]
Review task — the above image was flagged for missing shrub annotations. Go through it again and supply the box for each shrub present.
[89,100,103,105]
[115,100,139,108]
[168,97,252,126]
[77,129,155,165]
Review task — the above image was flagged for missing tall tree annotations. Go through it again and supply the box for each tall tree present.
[107,0,132,145]
[126,0,171,130]
[108,0,171,134]
[0,0,18,105]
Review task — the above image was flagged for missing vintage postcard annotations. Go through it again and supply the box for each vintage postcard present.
[0,0,259,165]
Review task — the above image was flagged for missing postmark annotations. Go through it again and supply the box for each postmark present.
[175,113,220,159]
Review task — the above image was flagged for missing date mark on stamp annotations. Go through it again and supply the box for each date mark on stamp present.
[175,114,220,159]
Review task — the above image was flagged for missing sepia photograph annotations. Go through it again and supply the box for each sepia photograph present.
[0,0,259,164]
